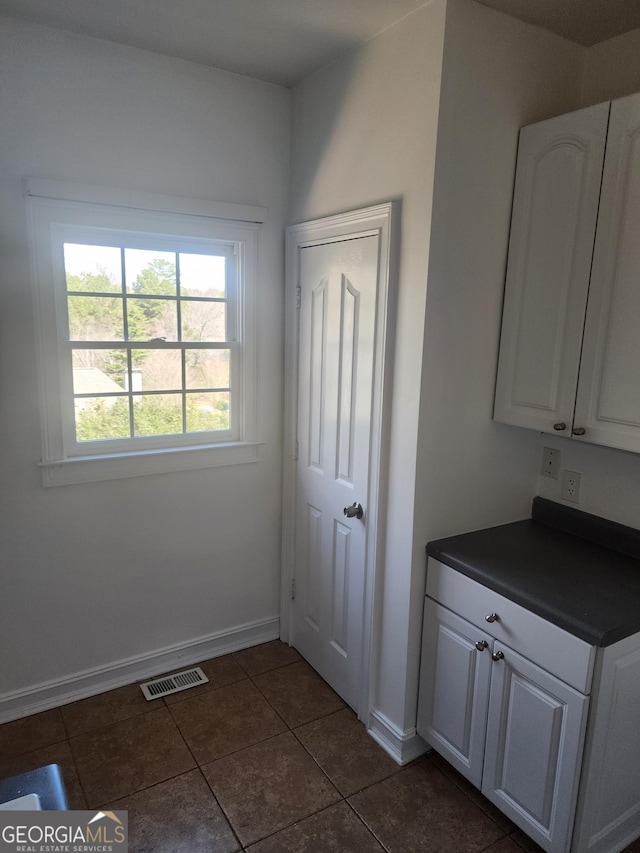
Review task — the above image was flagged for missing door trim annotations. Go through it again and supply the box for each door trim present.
[281,202,397,721]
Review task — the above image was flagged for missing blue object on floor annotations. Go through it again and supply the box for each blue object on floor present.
[0,764,68,810]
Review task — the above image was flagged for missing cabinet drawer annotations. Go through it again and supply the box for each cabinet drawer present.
[427,558,595,693]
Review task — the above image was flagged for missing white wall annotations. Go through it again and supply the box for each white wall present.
[419,8,583,540]
[288,0,591,748]
[534,27,640,529]
[581,28,640,106]
[289,0,448,748]
[5,0,640,738]
[289,0,640,753]
[0,17,290,704]
[536,439,640,529]
[413,0,585,730]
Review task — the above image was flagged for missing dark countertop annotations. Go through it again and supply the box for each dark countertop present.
[426,498,640,647]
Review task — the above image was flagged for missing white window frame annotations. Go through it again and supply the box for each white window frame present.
[27,184,264,486]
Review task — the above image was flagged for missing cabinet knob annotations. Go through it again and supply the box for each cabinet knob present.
[553,422,567,431]
[485,613,499,623]
[572,427,586,436]
[475,640,488,651]
[491,650,505,662]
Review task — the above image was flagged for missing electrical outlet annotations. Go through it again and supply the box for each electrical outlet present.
[561,470,581,503]
[541,447,560,479]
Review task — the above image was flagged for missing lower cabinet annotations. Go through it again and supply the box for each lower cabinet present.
[484,641,587,849]
[418,558,640,853]
[418,598,588,852]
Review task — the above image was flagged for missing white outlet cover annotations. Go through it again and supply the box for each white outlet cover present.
[561,469,581,503]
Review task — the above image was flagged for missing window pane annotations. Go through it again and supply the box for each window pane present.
[75,396,131,442]
[72,349,127,393]
[125,249,176,295]
[68,296,124,340]
[131,349,182,392]
[133,394,183,436]
[185,349,230,390]
[64,244,122,293]
[181,300,227,342]
[186,392,230,432]
[179,253,226,297]
[126,297,178,341]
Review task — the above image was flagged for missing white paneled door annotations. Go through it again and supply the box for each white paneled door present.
[293,235,379,711]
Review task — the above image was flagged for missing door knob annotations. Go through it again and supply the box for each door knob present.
[344,502,364,520]
[492,651,505,662]
[572,427,586,436]
[475,640,488,651]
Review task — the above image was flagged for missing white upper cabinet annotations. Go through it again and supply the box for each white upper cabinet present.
[495,93,640,452]
[574,96,640,450]
[494,102,609,436]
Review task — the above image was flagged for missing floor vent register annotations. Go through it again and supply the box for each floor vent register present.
[140,667,209,700]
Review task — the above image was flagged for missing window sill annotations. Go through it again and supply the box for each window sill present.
[39,441,263,487]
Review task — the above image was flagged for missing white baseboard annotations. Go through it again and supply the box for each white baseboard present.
[0,616,279,724]
[367,708,429,766]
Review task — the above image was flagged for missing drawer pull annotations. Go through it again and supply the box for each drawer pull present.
[475,640,488,651]
[553,422,567,431]
[485,613,499,623]
[492,650,505,662]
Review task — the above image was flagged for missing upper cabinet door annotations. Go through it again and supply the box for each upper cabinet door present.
[573,94,640,452]
[494,103,609,435]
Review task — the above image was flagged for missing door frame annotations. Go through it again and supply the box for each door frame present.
[281,202,397,720]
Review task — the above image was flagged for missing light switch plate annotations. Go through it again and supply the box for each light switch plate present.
[541,447,560,478]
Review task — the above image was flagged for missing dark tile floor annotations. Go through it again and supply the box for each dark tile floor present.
[1,641,640,852]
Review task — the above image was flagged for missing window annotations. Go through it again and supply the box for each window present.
[28,187,262,485]
[64,239,235,446]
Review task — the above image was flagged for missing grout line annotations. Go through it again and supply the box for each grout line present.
[0,734,70,760]
[248,662,347,732]
[69,706,195,810]
[195,729,293,767]
[0,645,419,851]
[345,798,391,852]
[62,705,157,739]
[64,735,90,809]
[94,766,202,810]
[158,673,249,708]
[290,720,347,793]
[199,768,251,852]
[231,647,304,679]
[427,753,519,835]
[65,703,170,745]
[193,766,244,853]
[246,671,295,731]
[165,703,201,770]
[57,706,72,742]
[476,833,513,853]
[238,800,353,849]
[91,763,242,853]
[289,705,348,733]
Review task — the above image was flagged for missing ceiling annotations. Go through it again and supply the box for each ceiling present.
[476,0,640,47]
[0,0,639,88]
[0,0,428,88]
